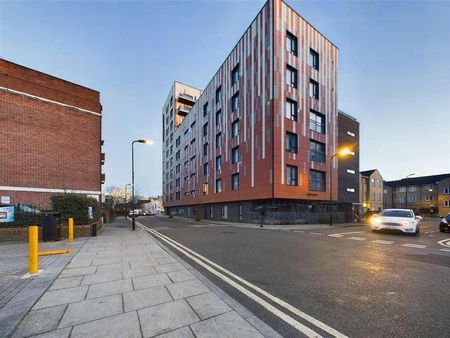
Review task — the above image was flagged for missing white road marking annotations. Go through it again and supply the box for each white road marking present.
[310,232,322,236]
[139,223,348,338]
[294,230,305,233]
[329,231,365,237]
[440,248,450,253]
[348,237,366,241]
[401,243,427,249]
[437,238,450,248]
[372,240,394,245]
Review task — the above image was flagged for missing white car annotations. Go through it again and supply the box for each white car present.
[371,209,422,235]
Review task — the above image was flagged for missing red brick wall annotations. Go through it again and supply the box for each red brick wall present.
[0,60,102,207]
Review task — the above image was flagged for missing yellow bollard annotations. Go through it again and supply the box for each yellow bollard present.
[39,249,72,256]
[28,225,39,274]
[68,217,74,243]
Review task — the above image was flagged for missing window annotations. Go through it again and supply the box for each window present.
[191,121,196,129]
[176,192,180,200]
[203,122,208,137]
[203,163,208,176]
[286,132,298,154]
[309,49,319,70]
[286,165,298,186]
[408,186,417,192]
[399,197,405,203]
[203,143,208,156]
[309,140,325,163]
[176,164,180,174]
[232,173,240,190]
[310,170,326,191]
[203,102,208,117]
[190,155,196,163]
[347,169,356,174]
[231,119,240,138]
[285,98,298,121]
[231,64,240,86]
[222,205,228,219]
[286,31,298,56]
[216,156,222,171]
[190,138,195,144]
[444,187,450,194]
[216,110,222,126]
[216,179,222,193]
[175,150,180,160]
[175,178,180,187]
[309,110,325,134]
[231,146,240,164]
[203,182,208,195]
[176,136,181,147]
[424,184,433,190]
[216,86,222,104]
[399,187,406,193]
[231,92,240,111]
[216,133,222,148]
[286,65,297,88]
[408,196,416,203]
[309,79,319,99]
[347,131,356,138]
[347,188,355,193]
[444,200,450,207]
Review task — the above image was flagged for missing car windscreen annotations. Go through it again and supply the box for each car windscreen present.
[379,210,413,218]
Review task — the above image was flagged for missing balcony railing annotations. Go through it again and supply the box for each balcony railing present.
[178,93,197,105]
[177,105,191,116]
[101,152,105,164]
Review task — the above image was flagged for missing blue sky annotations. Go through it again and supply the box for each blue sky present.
[1,0,449,196]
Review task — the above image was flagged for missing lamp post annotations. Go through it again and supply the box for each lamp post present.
[404,173,415,209]
[131,139,152,230]
[329,147,352,226]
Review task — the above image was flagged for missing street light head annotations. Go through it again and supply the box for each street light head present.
[138,139,154,145]
[337,147,352,157]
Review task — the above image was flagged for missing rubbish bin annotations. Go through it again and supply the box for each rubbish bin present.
[42,212,61,242]
[90,223,97,237]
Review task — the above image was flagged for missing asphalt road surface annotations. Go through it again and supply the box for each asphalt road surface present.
[138,216,450,338]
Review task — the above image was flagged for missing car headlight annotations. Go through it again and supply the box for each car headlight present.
[401,221,412,226]
[442,218,448,224]
[372,218,382,225]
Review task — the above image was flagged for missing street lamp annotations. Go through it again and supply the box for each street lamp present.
[404,173,415,209]
[329,147,352,226]
[131,139,152,230]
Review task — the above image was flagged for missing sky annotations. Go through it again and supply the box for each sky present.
[1,0,449,196]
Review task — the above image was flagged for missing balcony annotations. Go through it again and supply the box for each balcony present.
[101,173,105,184]
[178,93,197,105]
[177,105,191,116]
[101,152,105,165]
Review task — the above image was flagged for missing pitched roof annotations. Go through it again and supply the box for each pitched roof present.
[360,169,377,177]
[384,173,450,187]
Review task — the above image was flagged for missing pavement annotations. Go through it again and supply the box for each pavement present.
[0,237,86,338]
[7,218,280,338]
[138,215,450,338]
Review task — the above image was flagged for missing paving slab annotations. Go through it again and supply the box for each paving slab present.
[11,304,66,338]
[59,266,96,278]
[138,300,199,337]
[167,270,196,283]
[123,286,172,312]
[154,326,195,338]
[190,311,265,338]
[33,286,88,310]
[58,294,123,328]
[155,262,185,274]
[70,311,141,338]
[122,265,158,279]
[48,276,83,291]
[186,292,232,320]
[132,273,172,290]
[81,270,123,285]
[30,327,72,338]
[86,278,132,299]
[166,279,210,300]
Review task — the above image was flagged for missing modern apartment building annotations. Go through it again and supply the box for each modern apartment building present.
[0,59,104,208]
[360,169,384,211]
[162,0,339,222]
[384,173,450,216]
[337,110,359,204]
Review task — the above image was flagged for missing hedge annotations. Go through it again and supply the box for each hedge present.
[51,194,101,225]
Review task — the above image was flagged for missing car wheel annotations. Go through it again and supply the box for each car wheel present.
[414,226,420,236]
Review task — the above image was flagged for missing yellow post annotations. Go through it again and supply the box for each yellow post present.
[29,225,39,274]
[68,217,74,243]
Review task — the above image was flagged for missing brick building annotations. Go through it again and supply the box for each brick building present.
[384,174,450,216]
[0,59,104,208]
[360,169,384,211]
[162,0,342,222]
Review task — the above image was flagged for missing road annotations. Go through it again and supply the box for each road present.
[138,216,450,338]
